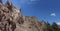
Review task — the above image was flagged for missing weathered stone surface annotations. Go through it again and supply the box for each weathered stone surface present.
[0,0,41,31]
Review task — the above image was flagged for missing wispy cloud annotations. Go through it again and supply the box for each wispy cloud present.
[30,0,36,2]
[51,13,56,16]
[19,0,37,4]
[56,22,60,25]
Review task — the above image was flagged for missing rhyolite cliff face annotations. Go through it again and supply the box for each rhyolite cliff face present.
[0,0,41,31]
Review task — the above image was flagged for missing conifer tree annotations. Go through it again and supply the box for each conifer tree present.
[52,22,58,31]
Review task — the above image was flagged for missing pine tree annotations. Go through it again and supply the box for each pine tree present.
[46,22,53,31]
[52,22,58,31]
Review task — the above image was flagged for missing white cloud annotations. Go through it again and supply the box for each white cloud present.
[56,22,60,25]
[51,13,56,16]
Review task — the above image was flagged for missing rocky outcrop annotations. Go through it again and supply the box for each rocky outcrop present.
[1,0,60,31]
[0,0,41,31]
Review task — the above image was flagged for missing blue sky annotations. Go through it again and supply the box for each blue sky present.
[2,0,60,25]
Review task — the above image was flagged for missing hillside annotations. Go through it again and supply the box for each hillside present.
[0,0,40,31]
[0,0,60,31]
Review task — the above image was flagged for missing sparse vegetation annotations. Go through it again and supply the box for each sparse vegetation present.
[38,21,60,31]
[0,0,60,31]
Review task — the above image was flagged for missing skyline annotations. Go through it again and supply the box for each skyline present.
[2,0,60,25]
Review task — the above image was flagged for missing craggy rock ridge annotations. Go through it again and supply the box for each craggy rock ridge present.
[0,0,41,31]
[0,0,60,31]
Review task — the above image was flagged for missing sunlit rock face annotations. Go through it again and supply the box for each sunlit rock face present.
[39,21,47,31]
[0,0,41,31]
